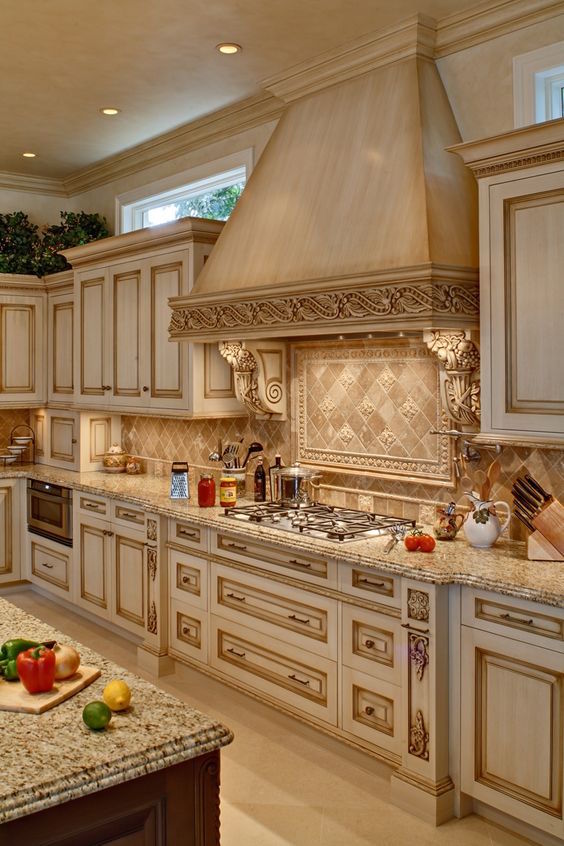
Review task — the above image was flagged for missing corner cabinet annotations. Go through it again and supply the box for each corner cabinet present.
[65,218,241,417]
[452,122,564,445]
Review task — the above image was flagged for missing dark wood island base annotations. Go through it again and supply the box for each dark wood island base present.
[0,751,221,846]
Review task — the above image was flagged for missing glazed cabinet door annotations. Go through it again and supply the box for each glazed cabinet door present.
[482,168,564,441]
[75,268,111,406]
[110,523,147,636]
[74,515,111,620]
[461,625,564,838]
[0,295,45,405]
[111,260,150,408]
[0,479,20,583]
[48,290,74,403]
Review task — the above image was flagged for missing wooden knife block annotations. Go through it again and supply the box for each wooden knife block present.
[528,531,564,561]
[527,499,564,561]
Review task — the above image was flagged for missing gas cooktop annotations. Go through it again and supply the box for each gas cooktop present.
[223,502,415,543]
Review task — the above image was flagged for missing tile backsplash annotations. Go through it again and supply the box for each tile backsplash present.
[0,410,30,448]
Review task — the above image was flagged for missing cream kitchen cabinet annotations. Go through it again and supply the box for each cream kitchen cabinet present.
[45,271,74,404]
[460,588,564,839]
[453,122,564,445]
[34,407,120,471]
[0,479,22,584]
[66,218,241,417]
[0,277,45,406]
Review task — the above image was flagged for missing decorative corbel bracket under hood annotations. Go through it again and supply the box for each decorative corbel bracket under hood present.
[219,340,287,419]
[424,329,480,429]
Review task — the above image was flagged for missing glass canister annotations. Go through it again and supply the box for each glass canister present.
[220,474,237,508]
[198,474,216,507]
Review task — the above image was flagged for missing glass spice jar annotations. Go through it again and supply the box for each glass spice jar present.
[198,473,216,508]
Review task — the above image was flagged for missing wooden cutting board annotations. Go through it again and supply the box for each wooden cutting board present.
[0,666,101,714]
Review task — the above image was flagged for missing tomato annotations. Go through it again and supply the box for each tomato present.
[418,534,436,553]
[404,534,420,551]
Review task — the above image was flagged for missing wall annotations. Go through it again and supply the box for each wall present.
[0,188,78,228]
[0,410,31,450]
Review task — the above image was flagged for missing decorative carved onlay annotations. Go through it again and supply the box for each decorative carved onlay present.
[409,634,429,682]
[146,519,157,542]
[169,280,479,341]
[407,589,430,623]
[409,710,430,760]
[147,546,158,581]
[424,329,480,428]
[219,340,286,419]
[147,601,158,635]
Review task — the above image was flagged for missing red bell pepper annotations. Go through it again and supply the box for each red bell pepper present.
[16,645,56,694]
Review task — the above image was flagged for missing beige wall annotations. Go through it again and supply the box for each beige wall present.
[438,14,564,141]
[0,188,77,228]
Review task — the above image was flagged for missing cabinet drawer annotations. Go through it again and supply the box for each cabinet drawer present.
[77,493,109,519]
[112,501,145,529]
[213,531,337,588]
[169,548,208,610]
[462,588,564,652]
[169,519,208,553]
[211,615,337,725]
[339,563,400,608]
[342,666,401,757]
[169,599,208,664]
[31,539,70,593]
[211,563,337,659]
[342,604,401,684]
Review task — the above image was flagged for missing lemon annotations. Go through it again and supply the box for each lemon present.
[83,700,112,731]
[103,679,131,711]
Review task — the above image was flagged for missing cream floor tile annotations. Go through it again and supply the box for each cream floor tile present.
[4,588,537,846]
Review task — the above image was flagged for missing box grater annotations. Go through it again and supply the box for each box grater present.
[170,462,190,499]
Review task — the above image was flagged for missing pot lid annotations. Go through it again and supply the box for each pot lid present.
[274,462,321,480]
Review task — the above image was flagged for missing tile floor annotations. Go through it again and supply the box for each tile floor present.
[5,588,534,846]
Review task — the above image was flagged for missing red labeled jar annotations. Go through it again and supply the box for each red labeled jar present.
[198,474,216,507]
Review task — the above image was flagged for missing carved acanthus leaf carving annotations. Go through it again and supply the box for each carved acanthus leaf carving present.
[424,330,480,427]
[147,601,158,635]
[219,341,285,419]
[147,547,157,581]
[409,710,430,760]
[409,634,429,682]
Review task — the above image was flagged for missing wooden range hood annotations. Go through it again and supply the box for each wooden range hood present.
[169,16,479,345]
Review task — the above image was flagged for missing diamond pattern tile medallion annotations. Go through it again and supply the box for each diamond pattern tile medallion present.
[358,398,375,420]
[376,366,396,392]
[378,426,397,450]
[320,396,336,416]
[338,369,355,390]
[399,395,419,422]
[338,423,355,445]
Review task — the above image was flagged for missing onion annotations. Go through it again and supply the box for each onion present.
[53,644,80,680]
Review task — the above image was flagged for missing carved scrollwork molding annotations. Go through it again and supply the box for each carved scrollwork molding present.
[147,547,157,581]
[147,601,158,635]
[409,710,430,760]
[219,340,286,419]
[424,329,480,428]
[409,634,429,682]
[407,589,430,623]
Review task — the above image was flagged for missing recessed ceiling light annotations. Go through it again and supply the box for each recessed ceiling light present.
[100,107,120,115]
[22,152,36,158]
[216,43,241,54]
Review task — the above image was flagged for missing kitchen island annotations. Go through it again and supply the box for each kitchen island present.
[0,596,233,845]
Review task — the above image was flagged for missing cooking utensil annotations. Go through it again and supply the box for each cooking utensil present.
[511,474,564,556]
[273,463,322,506]
[486,458,501,490]
[473,469,489,500]
[242,442,263,468]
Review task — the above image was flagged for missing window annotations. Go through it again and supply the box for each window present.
[117,149,253,233]
[514,42,564,127]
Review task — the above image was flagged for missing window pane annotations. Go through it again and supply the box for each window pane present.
[175,181,245,222]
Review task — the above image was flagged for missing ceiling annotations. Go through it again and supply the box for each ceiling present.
[2,0,479,178]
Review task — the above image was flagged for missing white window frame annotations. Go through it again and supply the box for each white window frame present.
[514,42,564,127]
[116,148,254,234]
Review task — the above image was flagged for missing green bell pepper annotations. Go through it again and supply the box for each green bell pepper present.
[0,638,56,680]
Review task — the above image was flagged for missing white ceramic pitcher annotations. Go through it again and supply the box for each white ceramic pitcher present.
[463,496,511,549]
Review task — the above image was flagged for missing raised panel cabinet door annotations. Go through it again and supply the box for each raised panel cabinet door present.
[149,258,186,410]
[0,299,44,403]
[0,480,18,583]
[49,295,73,401]
[111,526,146,636]
[461,625,564,838]
[49,415,77,467]
[76,517,110,619]
[78,271,110,405]
[112,264,149,408]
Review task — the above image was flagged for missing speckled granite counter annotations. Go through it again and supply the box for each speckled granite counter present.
[4,465,564,608]
[0,596,233,824]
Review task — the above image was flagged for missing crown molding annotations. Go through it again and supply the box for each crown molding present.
[435,0,564,57]
[42,270,74,291]
[0,170,66,197]
[63,92,284,196]
[261,14,437,103]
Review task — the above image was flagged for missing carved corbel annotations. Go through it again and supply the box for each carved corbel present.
[219,340,287,419]
[424,329,480,428]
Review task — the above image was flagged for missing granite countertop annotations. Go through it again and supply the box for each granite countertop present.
[6,465,564,608]
[0,596,233,824]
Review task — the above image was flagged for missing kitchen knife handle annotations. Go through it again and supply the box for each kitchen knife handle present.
[512,479,543,508]
[524,474,552,502]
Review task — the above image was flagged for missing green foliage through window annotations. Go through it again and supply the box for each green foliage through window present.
[172,182,244,222]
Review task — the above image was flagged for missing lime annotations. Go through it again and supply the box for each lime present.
[83,700,112,731]
[103,679,131,712]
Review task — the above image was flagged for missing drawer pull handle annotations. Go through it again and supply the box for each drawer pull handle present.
[83,502,100,509]
[364,706,375,717]
[288,673,310,686]
[358,577,386,588]
[226,647,246,659]
[364,639,375,649]
[401,623,429,634]
[103,530,114,537]
[227,542,247,552]
[289,558,311,569]
[226,592,246,602]
[288,614,310,625]
[500,612,534,626]
[179,528,197,538]
[120,511,139,519]
[41,562,54,569]
[181,575,195,585]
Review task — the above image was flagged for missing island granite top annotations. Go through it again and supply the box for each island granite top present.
[0,596,233,824]
[3,465,564,608]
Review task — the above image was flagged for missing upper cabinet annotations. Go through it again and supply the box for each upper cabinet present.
[0,275,45,407]
[64,218,242,417]
[452,122,564,445]
[46,271,74,404]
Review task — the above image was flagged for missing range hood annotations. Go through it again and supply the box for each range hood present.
[169,16,479,344]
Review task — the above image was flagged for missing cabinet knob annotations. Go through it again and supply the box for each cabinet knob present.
[142,386,149,392]
[364,706,375,717]
[102,385,112,392]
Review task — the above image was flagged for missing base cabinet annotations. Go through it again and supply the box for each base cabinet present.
[75,515,111,619]
[0,479,21,584]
